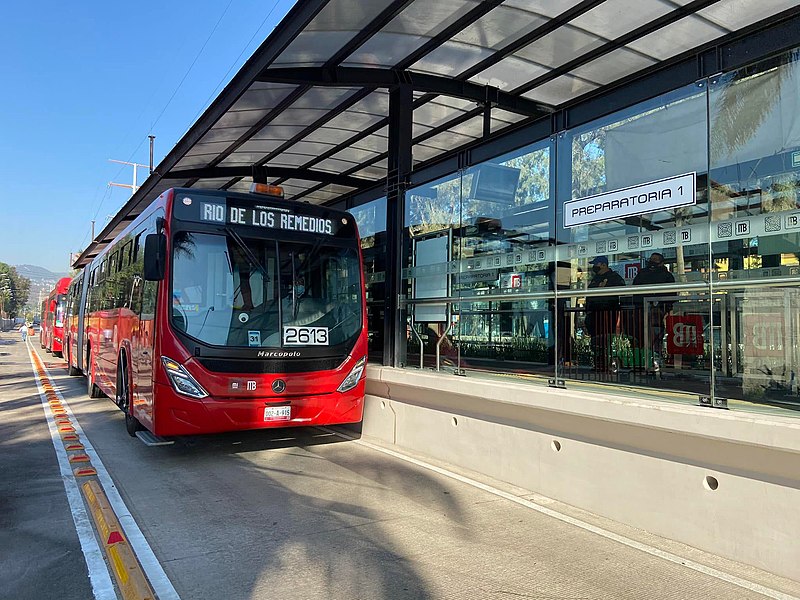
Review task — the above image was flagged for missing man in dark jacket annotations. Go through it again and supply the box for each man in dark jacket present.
[629,252,675,371]
[585,256,625,372]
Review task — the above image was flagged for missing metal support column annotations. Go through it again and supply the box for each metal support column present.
[384,83,413,367]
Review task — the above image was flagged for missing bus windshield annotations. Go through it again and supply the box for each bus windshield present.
[171,231,362,349]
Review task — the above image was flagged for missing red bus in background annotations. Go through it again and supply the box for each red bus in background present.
[78,186,367,438]
[64,269,91,376]
[40,277,71,357]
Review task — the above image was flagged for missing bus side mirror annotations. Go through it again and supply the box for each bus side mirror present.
[143,234,166,281]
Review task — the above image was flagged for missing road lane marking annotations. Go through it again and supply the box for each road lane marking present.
[27,345,117,600]
[323,426,799,600]
[31,345,181,600]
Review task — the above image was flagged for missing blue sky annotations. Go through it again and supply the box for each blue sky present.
[0,1,294,273]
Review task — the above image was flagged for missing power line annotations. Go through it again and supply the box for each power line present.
[83,0,236,249]
[187,0,284,128]
[148,0,236,135]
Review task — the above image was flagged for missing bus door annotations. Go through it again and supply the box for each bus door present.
[131,228,158,425]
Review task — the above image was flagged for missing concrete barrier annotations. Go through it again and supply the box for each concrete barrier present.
[362,365,800,581]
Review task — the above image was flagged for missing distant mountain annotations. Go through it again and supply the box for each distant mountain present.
[15,264,69,310]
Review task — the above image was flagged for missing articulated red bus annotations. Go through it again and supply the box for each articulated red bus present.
[77,186,367,437]
[64,268,91,376]
[40,277,72,357]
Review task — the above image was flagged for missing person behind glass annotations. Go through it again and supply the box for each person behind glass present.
[630,252,675,369]
[585,256,625,372]
[283,276,307,318]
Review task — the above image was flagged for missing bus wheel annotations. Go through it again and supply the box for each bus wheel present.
[117,356,142,437]
[87,352,103,398]
[67,348,81,376]
[54,350,63,358]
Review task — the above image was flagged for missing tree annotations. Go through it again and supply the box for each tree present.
[0,263,31,318]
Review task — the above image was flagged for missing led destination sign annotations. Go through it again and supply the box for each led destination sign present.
[194,200,336,235]
[563,172,696,228]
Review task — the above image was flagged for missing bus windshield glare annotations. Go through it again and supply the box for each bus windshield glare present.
[171,231,362,349]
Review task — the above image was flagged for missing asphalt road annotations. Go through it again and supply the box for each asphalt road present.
[2,331,799,600]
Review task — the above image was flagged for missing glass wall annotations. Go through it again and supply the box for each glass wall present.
[358,45,800,417]
[709,49,800,409]
[351,197,387,364]
[401,141,554,382]
[555,83,711,401]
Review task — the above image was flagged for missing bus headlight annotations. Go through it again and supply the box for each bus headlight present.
[161,357,208,399]
[337,356,366,393]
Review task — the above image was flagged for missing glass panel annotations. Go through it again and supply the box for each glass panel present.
[171,231,362,348]
[273,0,391,67]
[343,0,480,67]
[414,101,469,130]
[230,83,297,111]
[236,139,284,155]
[269,108,332,128]
[502,0,584,18]
[186,141,237,156]
[470,56,550,91]
[174,155,216,170]
[451,5,548,50]
[351,133,388,154]
[626,16,726,61]
[351,198,388,363]
[709,52,800,284]
[315,157,361,173]
[570,0,674,40]
[215,109,272,129]
[522,75,599,105]
[571,47,657,86]
[709,49,800,411]
[198,127,252,145]
[514,25,604,70]
[698,0,799,31]
[556,83,711,396]
[269,153,318,168]
[410,41,495,77]
[401,139,555,378]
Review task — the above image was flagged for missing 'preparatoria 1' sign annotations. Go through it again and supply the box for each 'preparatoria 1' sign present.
[563,172,696,228]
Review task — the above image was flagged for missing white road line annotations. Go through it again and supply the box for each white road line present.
[323,427,799,600]
[37,350,181,600]
[27,345,117,600]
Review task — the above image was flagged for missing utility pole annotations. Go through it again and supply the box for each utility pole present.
[148,135,156,174]
[108,159,149,196]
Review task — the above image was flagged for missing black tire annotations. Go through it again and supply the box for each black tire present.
[67,348,81,376]
[53,350,63,358]
[66,347,80,375]
[86,349,103,398]
[116,354,142,438]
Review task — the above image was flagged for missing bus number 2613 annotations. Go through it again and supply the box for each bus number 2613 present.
[283,326,329,346]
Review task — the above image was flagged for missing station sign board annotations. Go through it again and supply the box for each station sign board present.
[564,172,696,228]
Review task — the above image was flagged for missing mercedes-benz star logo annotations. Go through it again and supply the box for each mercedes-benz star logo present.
[271,379,286,393]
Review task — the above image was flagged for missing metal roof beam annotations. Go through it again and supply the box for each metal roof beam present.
[256,67,553,117]
[165,167,370,189]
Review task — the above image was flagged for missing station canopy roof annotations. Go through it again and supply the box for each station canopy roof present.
[76,0,799,266]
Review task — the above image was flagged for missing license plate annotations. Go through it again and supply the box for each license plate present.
[264,405,291,422]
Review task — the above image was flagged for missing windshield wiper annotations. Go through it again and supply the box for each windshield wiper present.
[224,227,269,280]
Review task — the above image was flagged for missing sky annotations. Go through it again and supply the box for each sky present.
[0,0,296,273]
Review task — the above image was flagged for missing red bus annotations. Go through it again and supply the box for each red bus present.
[64,268,91,376]
[40,277,71,357]
[78,186,367,437]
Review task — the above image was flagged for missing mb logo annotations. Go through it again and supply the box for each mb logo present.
[666,315,704,355]
[735,221,750,236]
[750,322,783,352]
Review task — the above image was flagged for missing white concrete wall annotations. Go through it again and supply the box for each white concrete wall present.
[362,365,800,582]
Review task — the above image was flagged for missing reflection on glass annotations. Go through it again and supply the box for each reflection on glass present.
[352,198,387,363]
[171,232,362,348]
[402,140,554,376]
